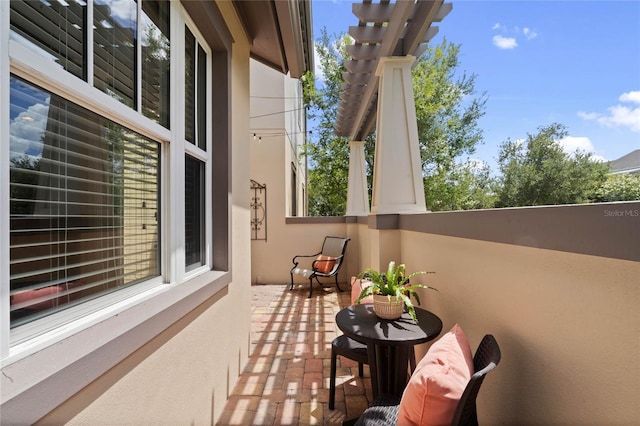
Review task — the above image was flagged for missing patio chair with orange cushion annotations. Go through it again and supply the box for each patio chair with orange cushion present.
[289,236,350,298]
[352,327,501,426]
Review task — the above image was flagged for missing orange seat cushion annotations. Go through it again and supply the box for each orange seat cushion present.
[315,255,336,274]
[397,324,474,426]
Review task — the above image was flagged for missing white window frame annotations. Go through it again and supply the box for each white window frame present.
[181,13,213,282]
[0,2,226,422]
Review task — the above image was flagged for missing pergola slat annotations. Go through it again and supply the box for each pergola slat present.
[335,0,453,140]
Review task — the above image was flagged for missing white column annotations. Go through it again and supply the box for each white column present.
[371,56,427,214]
[346,140,370,216]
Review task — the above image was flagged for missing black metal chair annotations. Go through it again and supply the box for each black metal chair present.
[290,236,350,298]
[352,334,501,426]
[329,335,369,410]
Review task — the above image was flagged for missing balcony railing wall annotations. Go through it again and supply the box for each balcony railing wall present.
[254,201,640,424]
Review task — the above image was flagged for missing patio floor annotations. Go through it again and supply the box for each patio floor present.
[216,282,372,425]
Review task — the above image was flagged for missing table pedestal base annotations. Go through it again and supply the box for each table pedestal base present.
[368,343,412,398]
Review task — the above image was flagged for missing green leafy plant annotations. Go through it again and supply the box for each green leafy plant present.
[355,261,437,322]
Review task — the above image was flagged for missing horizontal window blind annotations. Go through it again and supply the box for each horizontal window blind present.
[93,0,137,108]
[10,0,86,79]
[11,0,172,129]
[9,75,160,328]
[141,0,170,128]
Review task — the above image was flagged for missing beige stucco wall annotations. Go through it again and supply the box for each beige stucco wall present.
[253,217,350,286]
[400,231,639,425]
[35,3,253,425]
[249,60,312,284]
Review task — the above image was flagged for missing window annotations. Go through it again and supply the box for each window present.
[184,26,207,150]
[10,0,87,79]
[185,156,204,270]
[5,1,213,335]
[2,0,229,416]
[141,0,170,128]
[9,76,160,328]
[183,24,209,270]
[93,0,137,107]
[10,0,171,129]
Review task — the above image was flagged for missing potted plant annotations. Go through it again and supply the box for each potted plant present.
[355,261,437,322]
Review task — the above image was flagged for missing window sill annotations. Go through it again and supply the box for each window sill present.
[0,270,231,424]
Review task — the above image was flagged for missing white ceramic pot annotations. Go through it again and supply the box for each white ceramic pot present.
[372,294,404,320]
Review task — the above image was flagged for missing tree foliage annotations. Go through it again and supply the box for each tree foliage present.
[425,161,496,211]
[412,41,488,211]
[594,173,640,202]
[495,123,610,207]
[304,29,352,216]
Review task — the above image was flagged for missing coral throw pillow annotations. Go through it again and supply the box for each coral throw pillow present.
[315,255,336,274]
[397,324,474,426]
[350,277,374,305]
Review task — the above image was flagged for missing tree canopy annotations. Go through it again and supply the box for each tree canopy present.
[495,123,610,207]
[304,30,352,216]
[594,173,640,202]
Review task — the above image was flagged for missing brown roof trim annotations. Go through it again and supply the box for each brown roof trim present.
[233,0,314,78]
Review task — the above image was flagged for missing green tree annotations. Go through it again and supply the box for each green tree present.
[305,31,489,215]
[304,29,352,216]
[495,123,610,207]
[594,173,640,202]
[9,155,40,215]
[425,160,496,211]
[412,41,488,211]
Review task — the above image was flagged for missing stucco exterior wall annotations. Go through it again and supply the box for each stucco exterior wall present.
[34,3,253,425]
[400,231,639,425]
[250,60,310,283]
[256,202,639,424]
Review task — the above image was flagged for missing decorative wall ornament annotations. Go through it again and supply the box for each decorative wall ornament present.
[250,179,267,241]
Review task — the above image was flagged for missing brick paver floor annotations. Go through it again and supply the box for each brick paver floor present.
[216,282,373,425]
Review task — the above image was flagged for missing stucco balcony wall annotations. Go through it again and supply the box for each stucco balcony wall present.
[253,201,640,424]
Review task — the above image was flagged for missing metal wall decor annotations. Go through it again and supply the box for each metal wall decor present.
[250,179,267,241]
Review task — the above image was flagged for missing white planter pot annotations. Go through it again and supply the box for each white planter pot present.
[373,294,404,320]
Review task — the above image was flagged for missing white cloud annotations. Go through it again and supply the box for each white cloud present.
[491,24,538,49]
[557,136,607,161]
[601,105,640,132]
[100,0,136,28]
[523,27,538,40]
[10,102,49,161]
[619,91,640,104]
[558,136,595,154]
[578,92,640,133]
[577,111,601,120]
[492,35,518,50]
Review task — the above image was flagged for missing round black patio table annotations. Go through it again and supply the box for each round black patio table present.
[335,304,443,398]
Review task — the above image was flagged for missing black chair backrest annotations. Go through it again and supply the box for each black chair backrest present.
[451,334,501,426]
[321,236,349,258]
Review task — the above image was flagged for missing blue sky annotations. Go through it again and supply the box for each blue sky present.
[312,0,640,172]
